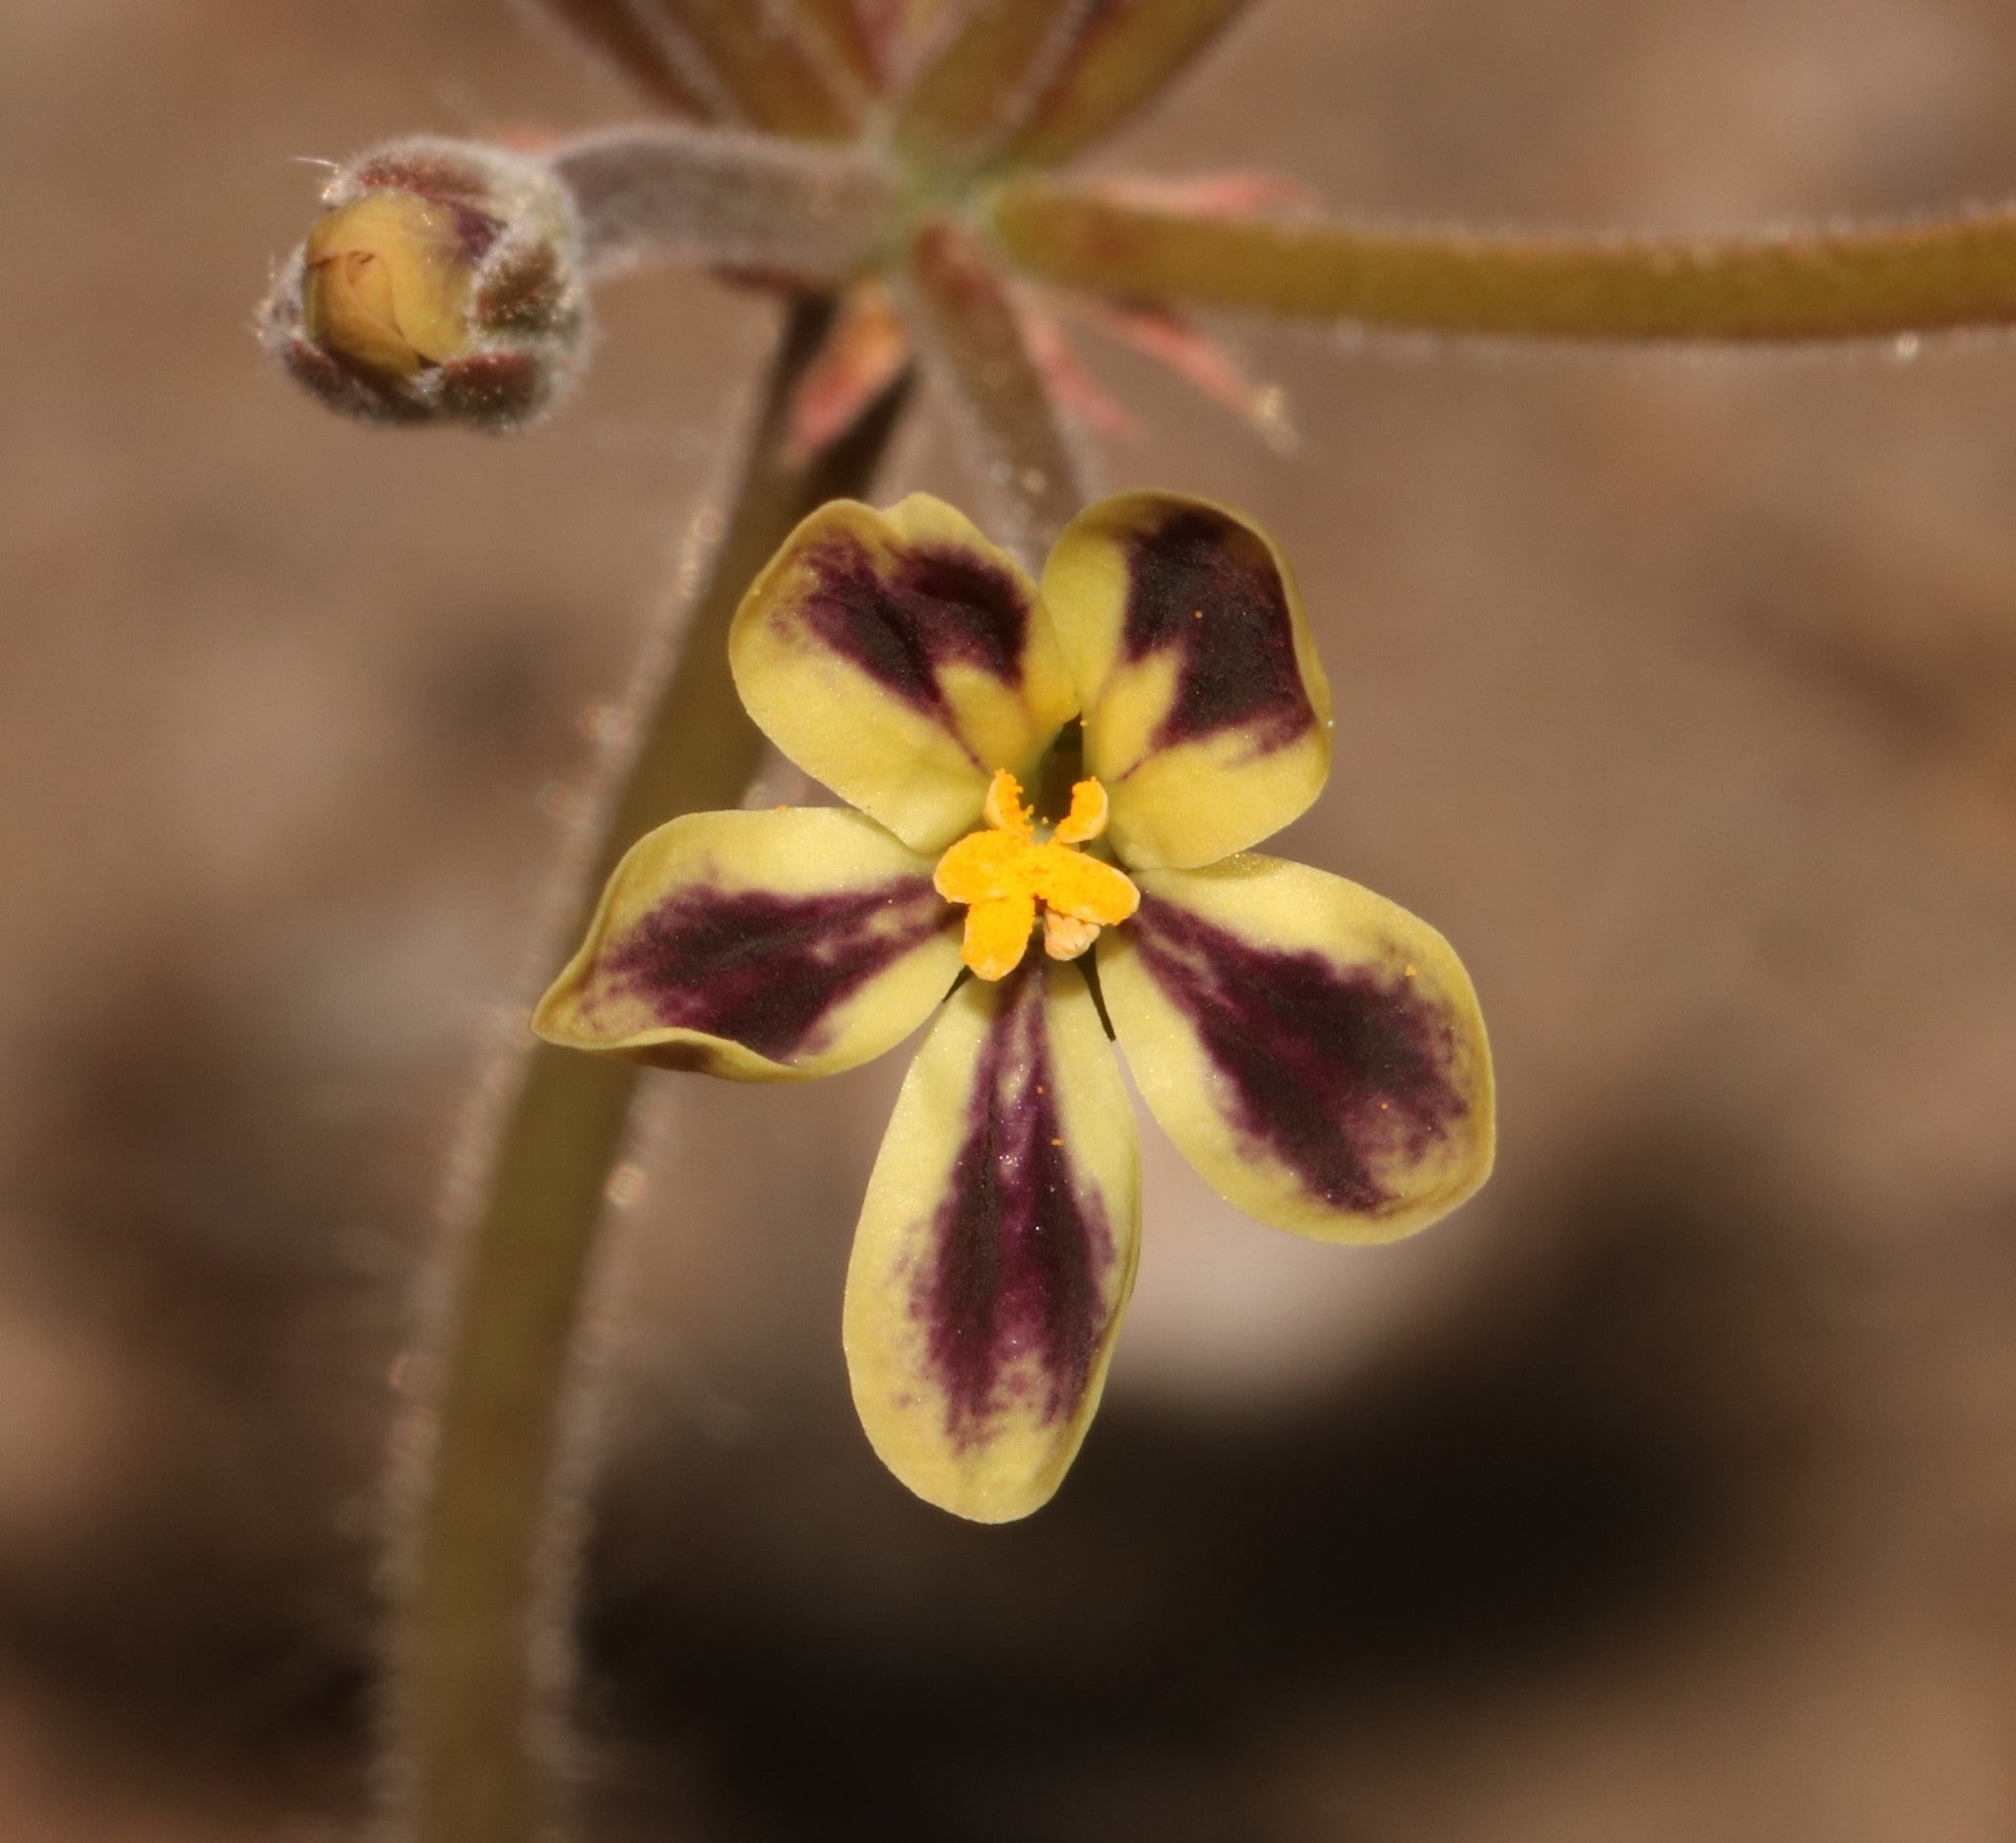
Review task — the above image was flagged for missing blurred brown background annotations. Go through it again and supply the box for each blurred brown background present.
[4,1,2016,1837]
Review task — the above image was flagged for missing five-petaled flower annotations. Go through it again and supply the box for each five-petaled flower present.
[535,489,1494,1521]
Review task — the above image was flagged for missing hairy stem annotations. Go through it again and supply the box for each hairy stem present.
[392,296,910,1843]
[992,179,2016,342]
[551,124,893,281]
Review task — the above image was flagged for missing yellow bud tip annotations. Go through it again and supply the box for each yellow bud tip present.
[302,192,476,378]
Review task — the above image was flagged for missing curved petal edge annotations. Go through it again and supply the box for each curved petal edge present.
[1100,855,1493,1242]
[844,960,1141,1521]
[729,494,1079,853]
[1041,490,1333,869]
[533,807,962,1082]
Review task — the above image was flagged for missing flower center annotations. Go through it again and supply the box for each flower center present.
[933,770,1141,981]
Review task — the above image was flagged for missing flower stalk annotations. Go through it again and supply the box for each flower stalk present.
[991,178,2016,343]
[551,123,894,280]
[391,296,909,1843]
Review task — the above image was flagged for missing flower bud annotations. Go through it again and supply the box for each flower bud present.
[261,138,589,431]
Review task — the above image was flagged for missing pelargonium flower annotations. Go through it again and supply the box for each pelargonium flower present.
[535,489,1494,1520]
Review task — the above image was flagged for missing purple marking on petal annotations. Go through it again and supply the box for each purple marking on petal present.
[599,876,949,1064]
[1121,506,1315,756]
[792,530,1032,727]
[1131,896,1469,1214]
[915,966,1114,1449]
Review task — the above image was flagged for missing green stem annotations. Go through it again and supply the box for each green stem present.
[392,295,910,1843]
[991,178,2016,341]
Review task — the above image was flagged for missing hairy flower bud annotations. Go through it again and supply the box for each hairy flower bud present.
[261,138,588,431]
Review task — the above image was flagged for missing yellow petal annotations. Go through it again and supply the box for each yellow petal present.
[1098,855,1493,1242]
[1040,491,1333,869]
[533,808,961,1082]
[729,495,1079,853]
[844,960,1141,1521]
[301,191,475,377]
